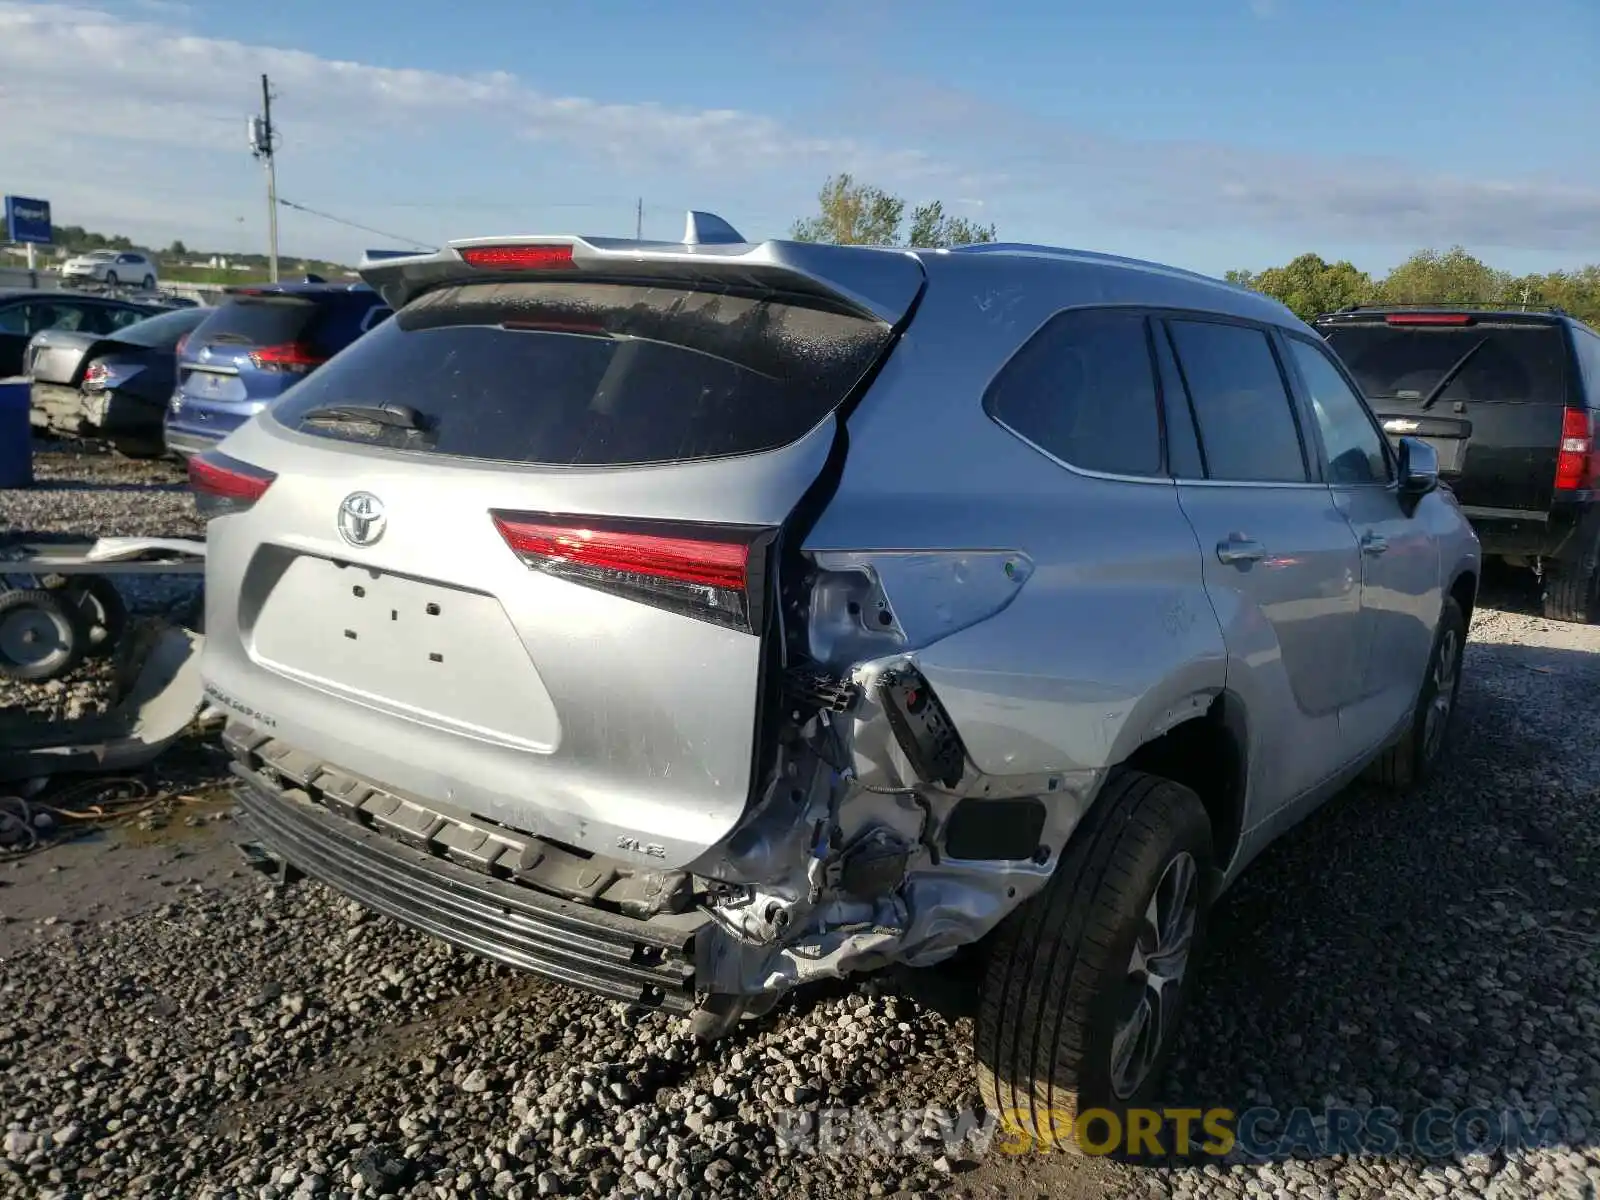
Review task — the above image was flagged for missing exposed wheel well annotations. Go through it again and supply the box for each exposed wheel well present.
[1450,570,1477,627]
[1122,698,1244,869]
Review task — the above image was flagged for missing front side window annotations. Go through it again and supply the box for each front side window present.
[1166,319,1307,483]
[985,308,1163,477]
[1286,336,1390,485]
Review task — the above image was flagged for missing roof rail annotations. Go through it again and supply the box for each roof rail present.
[1328,301,1568,317]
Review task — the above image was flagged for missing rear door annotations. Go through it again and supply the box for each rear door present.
[1163,315,1364,811]
[200,270,914,869]
[1320,314,1570,518]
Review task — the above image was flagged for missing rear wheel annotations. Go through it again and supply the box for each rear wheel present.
[52,577,128,659]
[112,433,165,459]
[976,770,1212,1152]
[0,588,91,682]
[1541,552,1600,624]
[103,270,118,287]
[1368,596,1466,790]
[141,275,155,290]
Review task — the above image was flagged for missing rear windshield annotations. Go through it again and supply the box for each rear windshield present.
[192,296,318,348]
[270,280,893,466]
[112,306,208,349]
[1321,321,1568,404]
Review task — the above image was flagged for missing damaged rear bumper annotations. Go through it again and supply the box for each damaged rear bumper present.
[227,725,704,1012]
[30,381,162,439]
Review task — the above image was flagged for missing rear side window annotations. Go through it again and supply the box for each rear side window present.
[271,280,892,466]
[113,307,208,349]
[1321,321,1567,404]
[1166,319,1307,483]
[985,308,1163,477]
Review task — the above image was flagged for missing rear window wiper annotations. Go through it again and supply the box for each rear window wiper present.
[298,402,431,432]
[1419,337,1488,410]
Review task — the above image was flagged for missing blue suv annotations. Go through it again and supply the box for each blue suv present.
[164,281,391,458]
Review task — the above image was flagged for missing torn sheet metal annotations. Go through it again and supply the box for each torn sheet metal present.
[0,627,206,782]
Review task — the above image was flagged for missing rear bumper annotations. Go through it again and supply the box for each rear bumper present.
[225,724,703,1011]
[1465,497,1596,560]
[162,424,222,459]
[31,382,163,439]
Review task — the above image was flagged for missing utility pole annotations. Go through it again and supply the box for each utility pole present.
[250,73,280,282]
[636,197,643,242]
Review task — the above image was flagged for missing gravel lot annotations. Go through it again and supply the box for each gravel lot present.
[2,448,1598,1200]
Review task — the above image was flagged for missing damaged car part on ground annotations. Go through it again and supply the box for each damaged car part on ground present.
[206,212,1481,1145]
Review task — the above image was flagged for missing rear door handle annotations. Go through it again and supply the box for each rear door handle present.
[1216,536,1267,565]
[1360,531,1389,556]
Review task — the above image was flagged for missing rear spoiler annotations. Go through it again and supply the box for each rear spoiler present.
[356,209,926,325]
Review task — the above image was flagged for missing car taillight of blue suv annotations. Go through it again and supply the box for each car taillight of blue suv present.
[164,281,391,459]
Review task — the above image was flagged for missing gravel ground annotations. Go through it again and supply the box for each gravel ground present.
[1,449,1598,1200]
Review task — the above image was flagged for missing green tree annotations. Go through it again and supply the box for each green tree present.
[906,200,996,248]
[1234,253,1375,320]
[792,175,996,247]
[1377,246,1511,306]
[168,239,188,258]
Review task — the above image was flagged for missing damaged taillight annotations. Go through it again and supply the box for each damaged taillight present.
[188,450,277,519]
[491,511,770,632]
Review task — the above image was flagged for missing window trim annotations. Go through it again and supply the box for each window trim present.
[981,303,1174,487]
[1158,311,1324,490]
[1277,329,1396,489]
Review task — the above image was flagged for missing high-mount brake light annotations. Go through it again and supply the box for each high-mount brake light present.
[248,342,326,373]
[1385,313,1474,326]
[1555,407,1598,492]
[188,451,277,519]
[491,511,766,632]
[459,244,575,271]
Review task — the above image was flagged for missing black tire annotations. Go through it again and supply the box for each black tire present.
[57,577,128,659]
[103,270,118,287]
[1367,596,1467,790]
[0,588,91,682]
[976,770,1212,1152]
[141,275,155,290]
[111,433,166,459]
[1541,558,1600,624]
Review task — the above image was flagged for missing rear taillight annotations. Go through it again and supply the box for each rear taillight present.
[83,362,109,387]
[174,333,190,357]
[460,244,575,270]
[491,511,769,632]
[248,342,326,374]
[189,450,277,519]
[1555,408,1598,492]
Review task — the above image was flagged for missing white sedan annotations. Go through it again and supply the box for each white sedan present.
[61,250,158,290]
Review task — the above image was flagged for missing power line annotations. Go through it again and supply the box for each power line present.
[275,197,434,251]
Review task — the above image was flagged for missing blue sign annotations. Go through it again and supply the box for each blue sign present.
[4,196,52,245]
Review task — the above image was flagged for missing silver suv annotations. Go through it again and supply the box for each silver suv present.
[199,214,1480,1141]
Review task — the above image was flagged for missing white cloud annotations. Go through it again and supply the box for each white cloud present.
[0,2,949,258]
[2,2,1593,270]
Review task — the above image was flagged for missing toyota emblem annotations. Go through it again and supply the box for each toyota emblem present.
[337,492,387,547]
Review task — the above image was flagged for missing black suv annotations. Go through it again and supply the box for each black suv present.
[1316,305,1600,622]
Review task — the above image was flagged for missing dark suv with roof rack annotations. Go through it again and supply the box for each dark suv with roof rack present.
[1315,304,1600,622]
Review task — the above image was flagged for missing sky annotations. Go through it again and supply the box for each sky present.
[1,0,1597,278]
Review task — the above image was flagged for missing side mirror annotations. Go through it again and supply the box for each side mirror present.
[1396,436,1439,498]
